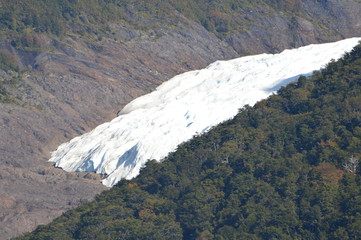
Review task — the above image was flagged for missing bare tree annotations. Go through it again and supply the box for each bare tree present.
[343,155,359,173]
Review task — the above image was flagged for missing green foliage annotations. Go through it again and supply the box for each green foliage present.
[0,0,309,42]
[16,44,361,239]
[0,82,10,103]
[0,50,18,72]
[0,49,20,103]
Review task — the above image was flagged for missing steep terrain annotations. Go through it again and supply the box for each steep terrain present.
[50,38,361,187]
[0,20,237,239]
[16,40,361,240]
[0,0,361,238]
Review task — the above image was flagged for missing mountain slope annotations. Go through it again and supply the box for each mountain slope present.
[16,41,361,240]
[50,38,361,187]
[1,0,361,238]
[0,6,237,239]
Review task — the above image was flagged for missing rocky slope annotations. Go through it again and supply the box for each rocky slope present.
[0,20,237,239]
[0,0,361,239]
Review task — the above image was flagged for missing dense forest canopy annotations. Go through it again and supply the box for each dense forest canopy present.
[15,42,361,239]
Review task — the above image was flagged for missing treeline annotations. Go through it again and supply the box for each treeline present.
[15,43,361,239]
[0,0,303,39]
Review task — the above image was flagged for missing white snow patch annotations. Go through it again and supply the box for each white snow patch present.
[50,38,361,187]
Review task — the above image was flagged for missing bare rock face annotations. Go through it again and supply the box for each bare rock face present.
[1,1,361,238]
[0,22,238,239]
[225,0,361,55]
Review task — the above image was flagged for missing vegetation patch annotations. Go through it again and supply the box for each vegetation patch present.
[0,50,18,72]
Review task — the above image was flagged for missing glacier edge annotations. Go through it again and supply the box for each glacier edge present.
[49,37,361,187]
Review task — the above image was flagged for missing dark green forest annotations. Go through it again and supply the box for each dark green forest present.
[15,43,361,239]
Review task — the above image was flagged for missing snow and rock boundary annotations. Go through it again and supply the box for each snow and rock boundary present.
[50,38,361,187]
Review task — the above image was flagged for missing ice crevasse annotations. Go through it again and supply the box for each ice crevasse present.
[50,37,361,187]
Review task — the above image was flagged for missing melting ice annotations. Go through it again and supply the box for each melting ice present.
[50,38,361,187]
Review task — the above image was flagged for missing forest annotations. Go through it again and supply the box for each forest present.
[15,42,361,239]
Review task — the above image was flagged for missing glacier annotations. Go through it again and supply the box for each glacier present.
[50,37,361,187]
